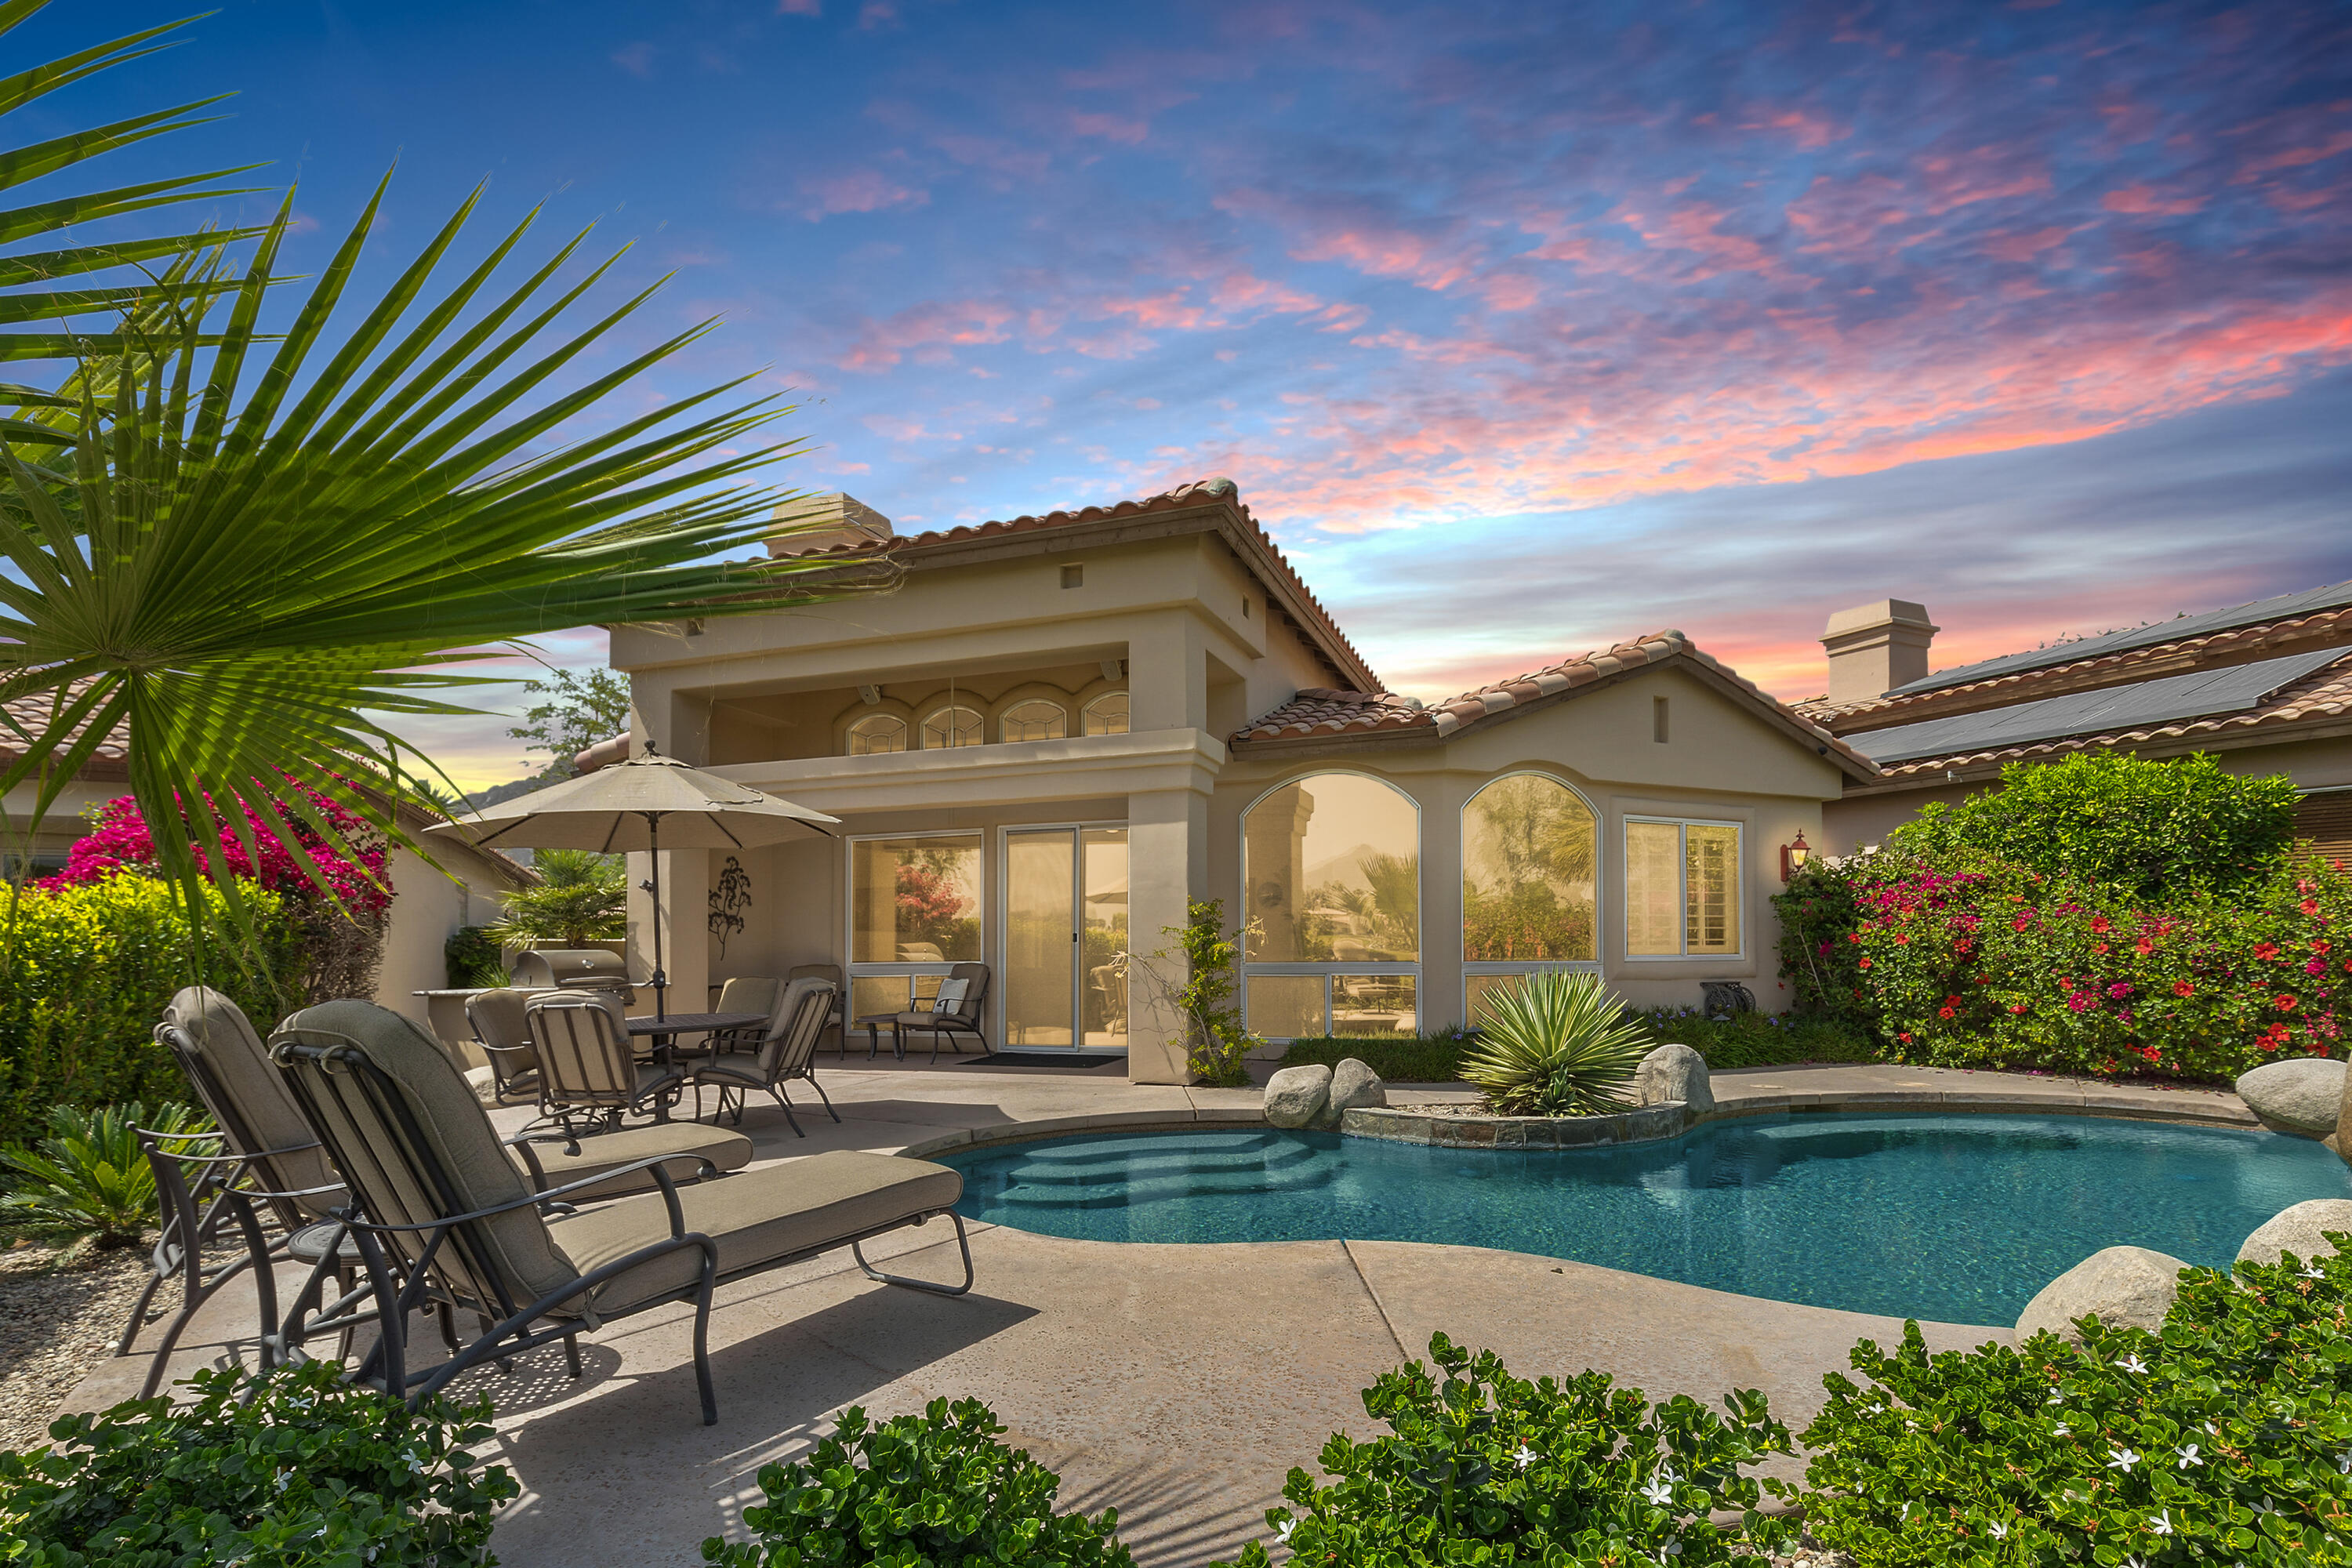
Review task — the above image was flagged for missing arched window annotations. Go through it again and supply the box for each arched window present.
[1461,773,1599,1024]
[1081,692,1130,736]
[921,705,984,749]
[1242,772,1419,1040]
[1000,699,1067,743]
[846,713,910,756]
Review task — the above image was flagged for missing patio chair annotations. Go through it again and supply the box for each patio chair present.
[267,999,971,1425]
[525,989,688,1132]
[699,975,781,1059]
[875,962,991,1063]
[463,988,542,1106]
[788,962,848,1056]
[691,978,840,1134]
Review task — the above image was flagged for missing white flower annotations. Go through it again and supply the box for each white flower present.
[1987,1520,2009,1540]
[1274,1519,1295,1543]
[2046,1390,2064,1405]
[1513,1443,1537,1471]
[2107,1446,2140,1471]
[2149,1511,2174,1537]
[2118,1354,2148,1374]
[2205,1420,2220,1436]
[2053,1422,2070,1437]
[2339,1450,2352,1475]
[1640,1474,1674,1508]
[2176,1445,2201,1468]
[1655,1539,1682,1563]
[2303,1262,2325,1279]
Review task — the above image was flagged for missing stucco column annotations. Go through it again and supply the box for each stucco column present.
[1125,785,1210,1083]
[1127,612,1206,732]
[626,845,710,1018]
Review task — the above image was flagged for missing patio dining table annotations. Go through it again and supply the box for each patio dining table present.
[626,1011,766,1065]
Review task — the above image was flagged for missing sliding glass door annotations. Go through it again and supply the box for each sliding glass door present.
[1002,826,1127,1050]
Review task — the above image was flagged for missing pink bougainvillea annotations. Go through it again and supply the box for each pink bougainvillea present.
[43,789,390,913]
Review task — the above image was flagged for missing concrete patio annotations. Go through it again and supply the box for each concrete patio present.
[64,1055,2257,1568]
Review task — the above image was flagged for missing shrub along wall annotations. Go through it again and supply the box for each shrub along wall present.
[0,875,303,1145]
[1777,753,2344,1080]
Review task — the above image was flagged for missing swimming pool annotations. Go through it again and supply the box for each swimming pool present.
[942,1113,2352,1324]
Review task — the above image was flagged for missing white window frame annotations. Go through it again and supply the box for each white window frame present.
[1237,770,1424,1041]
[1621,815,1745,961]
[843,829,987,1021]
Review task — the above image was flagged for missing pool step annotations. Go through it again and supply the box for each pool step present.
[996,1134,1318,1187]
[980,1134,1338,1210]
[987,1160,1341,1211]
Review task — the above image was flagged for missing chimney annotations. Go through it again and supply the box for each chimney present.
[1822,599,1938,703]
[766,492,893,557]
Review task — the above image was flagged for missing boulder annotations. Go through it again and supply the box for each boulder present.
[1264,1064,1333,1130]
[2234,1057,2347,1138]
[2014,1246,2187,1344]
[2237,1199,2352,1268]
[1327,1058,1388,1122]
[1634,1043,1714,1112]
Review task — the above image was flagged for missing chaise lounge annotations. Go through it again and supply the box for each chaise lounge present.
[267,999,972,1425]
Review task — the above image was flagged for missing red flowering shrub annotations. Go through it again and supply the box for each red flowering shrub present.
[1846,851,2345,1080]
[43,790,389,913]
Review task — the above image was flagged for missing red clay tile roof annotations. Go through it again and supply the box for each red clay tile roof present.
[1232,630,1878,779]
[1,682,129,777]
[779,476,1380,691]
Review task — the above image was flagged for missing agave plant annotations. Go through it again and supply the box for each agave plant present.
[0,169,883,967]
[0,1100,211,1247]
[1461,971,1653,1116]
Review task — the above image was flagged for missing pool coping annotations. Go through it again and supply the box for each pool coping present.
[898,1080,2268,1161]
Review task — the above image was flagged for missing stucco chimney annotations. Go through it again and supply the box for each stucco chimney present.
[767,492,893,557]
[1822,599,1938,703]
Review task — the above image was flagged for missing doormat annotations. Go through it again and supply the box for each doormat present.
[956,1051,1127,1070]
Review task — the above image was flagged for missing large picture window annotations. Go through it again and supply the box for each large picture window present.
[1462,775,1595,962]
[849,834,982,1018]
[1624,818,1741,958]
[1243,773,1419,1039]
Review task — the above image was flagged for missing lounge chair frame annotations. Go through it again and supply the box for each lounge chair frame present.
[272,1029,970,1426]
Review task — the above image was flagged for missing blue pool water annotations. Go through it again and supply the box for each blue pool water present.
[943,1115,2352,1324]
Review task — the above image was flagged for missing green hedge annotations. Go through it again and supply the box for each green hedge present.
[0,876,301,1145]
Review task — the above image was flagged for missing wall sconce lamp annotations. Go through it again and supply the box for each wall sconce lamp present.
[1780,831,1813,883]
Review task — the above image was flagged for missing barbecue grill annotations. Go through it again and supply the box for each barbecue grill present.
[507,948,637,1003]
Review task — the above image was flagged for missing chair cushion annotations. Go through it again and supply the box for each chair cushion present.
[165,988,343,1215]
[886,1012,980,1029]
[511,1123,753,1201]
[547,1151,964,1316]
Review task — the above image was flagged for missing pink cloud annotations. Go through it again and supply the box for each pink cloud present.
[1069,111,1149,144]
[611,42,654,77]
[836,299,1014,371]
[799,169,929,221]
[1744,107,1849,151]
[2101,185,2205,216]
[777,0,820,12]
[1917,144,2052,213]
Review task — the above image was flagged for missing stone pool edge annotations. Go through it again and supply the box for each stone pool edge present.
[897,1083,2260,1161]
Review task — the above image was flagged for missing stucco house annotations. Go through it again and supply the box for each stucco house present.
[593,478,1875,1084]
[2,691,532,1030]
[1798,583,2352,861]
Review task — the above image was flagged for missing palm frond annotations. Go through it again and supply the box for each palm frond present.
[0,2,266,368]
[0,177,893,981]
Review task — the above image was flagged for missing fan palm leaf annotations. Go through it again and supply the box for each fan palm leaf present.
[1461,971,1652,1116]
[1,0,266,378]
[0,174,884,971]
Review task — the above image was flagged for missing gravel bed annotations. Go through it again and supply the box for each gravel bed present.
[0,1239,152,1452]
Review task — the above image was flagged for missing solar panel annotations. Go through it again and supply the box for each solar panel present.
[1889,578,2352,697]
[1849,646,2350,765]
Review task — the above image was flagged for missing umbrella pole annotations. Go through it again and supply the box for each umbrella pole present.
[648,812,667,1022]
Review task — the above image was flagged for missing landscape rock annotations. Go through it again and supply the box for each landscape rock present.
[2014,1246,2187,1344]
[2234,1057,2346,1138]
[1327,1058,1388,1123]
[1635,1043,1714,1112]
[1263,1064,1333,1130]
[2237,1200,2352,1268]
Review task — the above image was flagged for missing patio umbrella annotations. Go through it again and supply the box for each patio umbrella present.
[426,745,838,1019]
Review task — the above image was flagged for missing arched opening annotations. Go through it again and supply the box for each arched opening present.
[1461,772,1599,1024]
[920,704,984,749]
[846,713,910,755]
[1241,772,1419,1040]
[999,698,1068,743]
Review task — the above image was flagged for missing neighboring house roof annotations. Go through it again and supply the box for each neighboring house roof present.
[775,476,1381,691]
[1231,630,1880,781]
[2,684,130,779]
[1798,583,2352,788]
[1884,577,2352,699]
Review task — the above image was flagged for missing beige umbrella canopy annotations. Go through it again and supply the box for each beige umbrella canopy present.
[427,746,838,1018]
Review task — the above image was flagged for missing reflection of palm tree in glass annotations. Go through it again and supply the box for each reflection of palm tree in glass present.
[1465,778,1595,960]
[1304,851,1419,960]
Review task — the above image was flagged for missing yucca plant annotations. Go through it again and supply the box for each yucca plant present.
[1461,971,1652,1116]
[0,167,886,972]
[0,1100,210,1247]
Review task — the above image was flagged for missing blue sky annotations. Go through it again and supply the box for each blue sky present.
[20,0,2351,785]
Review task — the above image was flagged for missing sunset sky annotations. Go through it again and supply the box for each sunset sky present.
[31,0,2352,787]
